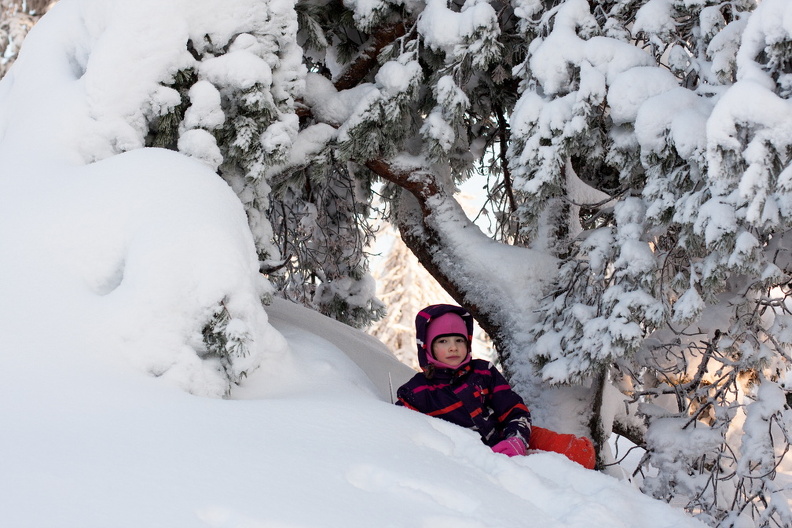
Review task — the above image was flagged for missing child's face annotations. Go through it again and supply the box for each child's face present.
[431,336,468,366]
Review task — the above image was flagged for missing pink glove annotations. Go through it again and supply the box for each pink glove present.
[491,437,527,457]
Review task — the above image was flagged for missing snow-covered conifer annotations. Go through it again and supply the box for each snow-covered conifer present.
[513,0,791,523]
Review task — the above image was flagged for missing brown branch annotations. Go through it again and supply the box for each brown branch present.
[495,106,517,214]
[294,21,407,124]
[333,22,407,91]
[612,417,647,449]
[364,158,441,215]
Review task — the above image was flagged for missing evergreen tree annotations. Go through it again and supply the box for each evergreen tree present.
[514,0,792,524]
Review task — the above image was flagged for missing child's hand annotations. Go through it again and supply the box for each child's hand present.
[491,437,527,457]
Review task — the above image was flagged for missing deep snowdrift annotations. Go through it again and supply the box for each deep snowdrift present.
[1,293,708,528]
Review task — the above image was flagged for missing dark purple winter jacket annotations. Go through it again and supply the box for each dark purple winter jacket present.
[395,304,532,447]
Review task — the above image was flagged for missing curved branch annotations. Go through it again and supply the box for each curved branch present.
[365,158,440,214]
[495,106,517,214]
[334,22,407,91]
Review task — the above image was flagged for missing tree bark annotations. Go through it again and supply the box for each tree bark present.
[333,22,407,91]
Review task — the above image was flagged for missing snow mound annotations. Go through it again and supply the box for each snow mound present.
[0,147,281,397]
[0,290,708,527]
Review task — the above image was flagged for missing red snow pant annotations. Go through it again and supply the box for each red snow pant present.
[528,426,596,470]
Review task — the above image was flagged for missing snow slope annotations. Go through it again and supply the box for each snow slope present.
[1,293,708,528]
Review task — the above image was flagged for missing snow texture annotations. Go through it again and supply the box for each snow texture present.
[0,0,787,526]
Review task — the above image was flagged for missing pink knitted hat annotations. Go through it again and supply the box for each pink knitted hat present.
[425,312,470,368]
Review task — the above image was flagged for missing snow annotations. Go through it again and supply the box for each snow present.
[375,60,423,98]
[183,81,225,130]
[0,148,271,398]
[1,287,710,528]
[421,111,455,151]
[608,67,680,125]
[526,0,653,96]
[178,128,224,170]
[417,0,498,56]
[303,72,378,127]
[672,287,705,325]
[736,0,792,89]
[634,0,675,45]
[0,0,774,526]
[200,49,273,91]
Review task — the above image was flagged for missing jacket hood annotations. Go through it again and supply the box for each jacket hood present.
[415,304,474,370]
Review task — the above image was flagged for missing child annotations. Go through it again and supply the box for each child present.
[396,304,596,468]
